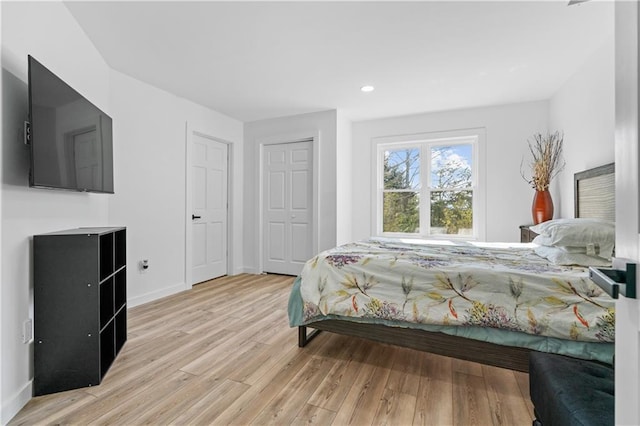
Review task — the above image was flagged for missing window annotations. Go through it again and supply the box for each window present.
[375,130,484,239]
[383,147,420,233]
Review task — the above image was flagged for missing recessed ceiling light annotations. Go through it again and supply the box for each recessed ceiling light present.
[361,85,375,93]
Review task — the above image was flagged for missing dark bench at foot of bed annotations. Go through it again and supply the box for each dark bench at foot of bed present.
[529,352,614,426]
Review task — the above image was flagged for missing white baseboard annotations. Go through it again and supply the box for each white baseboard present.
[127,282,191,308]
[2,380,32,425]
[242,267,261,274]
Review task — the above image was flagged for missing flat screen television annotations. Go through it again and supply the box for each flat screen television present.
[28,55,114,193]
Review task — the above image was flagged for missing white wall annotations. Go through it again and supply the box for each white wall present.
[351,101,549,243]
[336,111,353,245]
[108,70,243,307]
[549,36,615,219]
[243,110,337,272]
[1,2,111,423]
[1,3,244,423]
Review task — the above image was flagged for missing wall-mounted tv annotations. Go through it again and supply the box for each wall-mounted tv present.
[28,55,114,193]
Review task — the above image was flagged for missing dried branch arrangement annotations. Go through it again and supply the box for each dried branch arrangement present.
[521,131,566,191]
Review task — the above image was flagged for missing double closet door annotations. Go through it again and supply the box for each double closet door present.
[263,141,313,276]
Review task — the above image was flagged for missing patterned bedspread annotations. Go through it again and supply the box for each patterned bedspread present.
[299,239,615,344]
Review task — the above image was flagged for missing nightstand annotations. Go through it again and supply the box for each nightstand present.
[519,225,539,243]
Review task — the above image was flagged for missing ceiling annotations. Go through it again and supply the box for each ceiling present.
[65,1,614,123]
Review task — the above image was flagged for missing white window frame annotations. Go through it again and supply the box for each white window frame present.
[372,128,486,241]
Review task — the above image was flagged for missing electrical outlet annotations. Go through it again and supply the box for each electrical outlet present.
[139,259,149,273]
[22,319,33,343]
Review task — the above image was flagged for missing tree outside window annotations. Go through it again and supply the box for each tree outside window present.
[430,145,473,236]
[380,141,474,236]
[383,148,420,233]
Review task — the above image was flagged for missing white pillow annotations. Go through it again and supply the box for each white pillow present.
[534,245,612,267]
[530,218,615,259]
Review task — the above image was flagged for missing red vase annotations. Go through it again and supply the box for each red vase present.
[532,190,554,224]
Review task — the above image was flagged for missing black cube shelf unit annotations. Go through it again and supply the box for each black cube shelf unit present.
[33,227,127,396]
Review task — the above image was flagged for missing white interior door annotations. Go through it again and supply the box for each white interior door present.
[263,141,313,275]
[68,127,100,189]
[191,135,228,284]
[614,2,640,424]
[73,129,98,188]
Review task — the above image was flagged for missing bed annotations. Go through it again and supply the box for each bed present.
[288,163,615,372]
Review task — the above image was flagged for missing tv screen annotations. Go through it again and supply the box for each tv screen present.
[28,55,113,193]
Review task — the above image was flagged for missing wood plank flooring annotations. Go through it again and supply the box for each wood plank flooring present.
[9,274,535,425]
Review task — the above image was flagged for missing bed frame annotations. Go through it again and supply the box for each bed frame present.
[574,163,615,222]
[298,163,615,373]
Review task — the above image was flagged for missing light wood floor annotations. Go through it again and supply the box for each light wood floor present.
[10,273,535,425]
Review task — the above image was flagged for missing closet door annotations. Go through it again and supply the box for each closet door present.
[263,141,313,276]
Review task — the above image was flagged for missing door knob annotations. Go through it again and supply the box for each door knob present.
[192,214,202,220]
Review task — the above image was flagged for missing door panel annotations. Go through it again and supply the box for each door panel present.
[191,135,228,284]
[209,170,224,209]
[291,170,308,209]
[269,172,286,209]
[263,141,313,275]
[269,150,286,164]
[193,167,206,209]
[192,223,206,267]
[291,223,311,262]
[291,147,309,163]
[208,222,224,263]
[268,222,286,261]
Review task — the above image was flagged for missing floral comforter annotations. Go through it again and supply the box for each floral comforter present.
[299,239,614,343]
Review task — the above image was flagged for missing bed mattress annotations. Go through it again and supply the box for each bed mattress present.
[288,238,615,364]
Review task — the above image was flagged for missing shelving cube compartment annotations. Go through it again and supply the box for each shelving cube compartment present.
[33,227,127,396]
